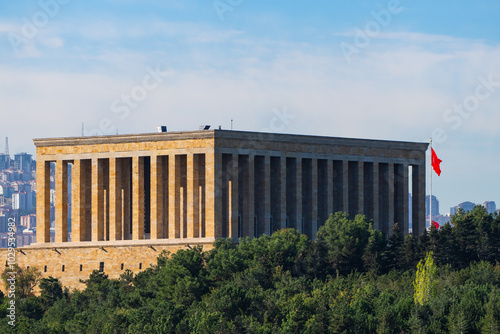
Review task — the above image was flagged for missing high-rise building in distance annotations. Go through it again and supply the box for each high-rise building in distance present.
[14,152,33,172]
[0,153,10,170]
[426,195,439,217]
[483,201,496,214]
[450,201,476,215]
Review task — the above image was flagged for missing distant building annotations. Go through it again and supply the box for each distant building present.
[0,185,15,199]
[450,201,476,215]
[0,215,8,233]
[0,153,10,170]
[13,170,33,182]
[50,188,56,206]
[20,214,36,229]
[426,195,439,217]
[483,201,496,214]
[14,153,33,172]
[12,182,31,192]
[459,201,476,212]
[450,206,458,215]
[434,214,451,227]
[17,230,36,247]
[12,191,33,211]
[0,170,13,182]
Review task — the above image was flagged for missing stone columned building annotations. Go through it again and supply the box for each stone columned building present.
[7,130,427,290]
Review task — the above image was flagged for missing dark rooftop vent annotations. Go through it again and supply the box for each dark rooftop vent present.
[199,125,211,130]
[157,126,167,133]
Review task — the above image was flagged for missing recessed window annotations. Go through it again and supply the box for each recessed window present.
[99,262,104,272]
[44,265,47,272]
[62,265,65,272]
[80,264,83,272]
[121,263,124,270]
[139,263,142,270]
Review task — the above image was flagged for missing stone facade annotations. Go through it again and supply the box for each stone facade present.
[1,130,428,291]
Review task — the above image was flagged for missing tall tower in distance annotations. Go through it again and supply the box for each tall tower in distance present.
[4,137,9,156]
[0,137,11,170]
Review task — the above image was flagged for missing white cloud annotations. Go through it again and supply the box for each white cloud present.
[41,37,64,48]
[0,22,19,33]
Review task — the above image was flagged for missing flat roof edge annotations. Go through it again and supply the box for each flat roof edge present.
[33,130,429,150]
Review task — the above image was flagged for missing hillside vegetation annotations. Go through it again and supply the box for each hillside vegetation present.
[1,207,500,333]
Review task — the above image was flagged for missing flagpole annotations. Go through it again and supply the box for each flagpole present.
[429,138,432,230]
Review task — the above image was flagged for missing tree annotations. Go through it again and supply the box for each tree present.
[384,222,404,272]
[413,251,436,307]
[1,264,41,299]
[481,289,500,334]
[362,228,386,274]
[400,233,420,271]
[39,276,63,309]
[315,212,372,277]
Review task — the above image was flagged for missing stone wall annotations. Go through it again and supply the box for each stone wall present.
[0,239,214,293]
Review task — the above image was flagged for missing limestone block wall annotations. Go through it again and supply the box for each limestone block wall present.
[0,239,214,292]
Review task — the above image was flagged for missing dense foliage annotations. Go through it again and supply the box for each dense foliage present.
[1,206,500,333]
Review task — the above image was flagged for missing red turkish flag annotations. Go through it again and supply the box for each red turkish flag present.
[432,221,440,229]
[431,148,442,176]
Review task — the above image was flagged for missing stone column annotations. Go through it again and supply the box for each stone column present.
[187,154,200,238]
[412,164,426,236]
[296,157,303,234]
[280,156,287,229]
[36,160,51,243]
[71,159,86,242]
[358,160,364,216]
[230,154,239,238]
[263,155,271,236]
[311,158,318,237]
[327,160,334,219]
[54,160,68,243]
[168,154,178,239]
[394,164,404,233]
[151,155,166,239]
[388,163,395,234]
[402,164,409,236]
[372,162,380,231]
[132,156,145,240]
[92,158,104,241]
[122,159,132,240]
[109,158,122,241]
[247,155,255,237]
[342,161,349,214]
[205,151,222,238]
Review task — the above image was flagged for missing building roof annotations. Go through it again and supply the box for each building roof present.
[34,129,429,151]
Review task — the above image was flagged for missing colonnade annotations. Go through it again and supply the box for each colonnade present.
[36,150,426,244]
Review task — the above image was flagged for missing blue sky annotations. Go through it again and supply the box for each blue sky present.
[1,0,499,214]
